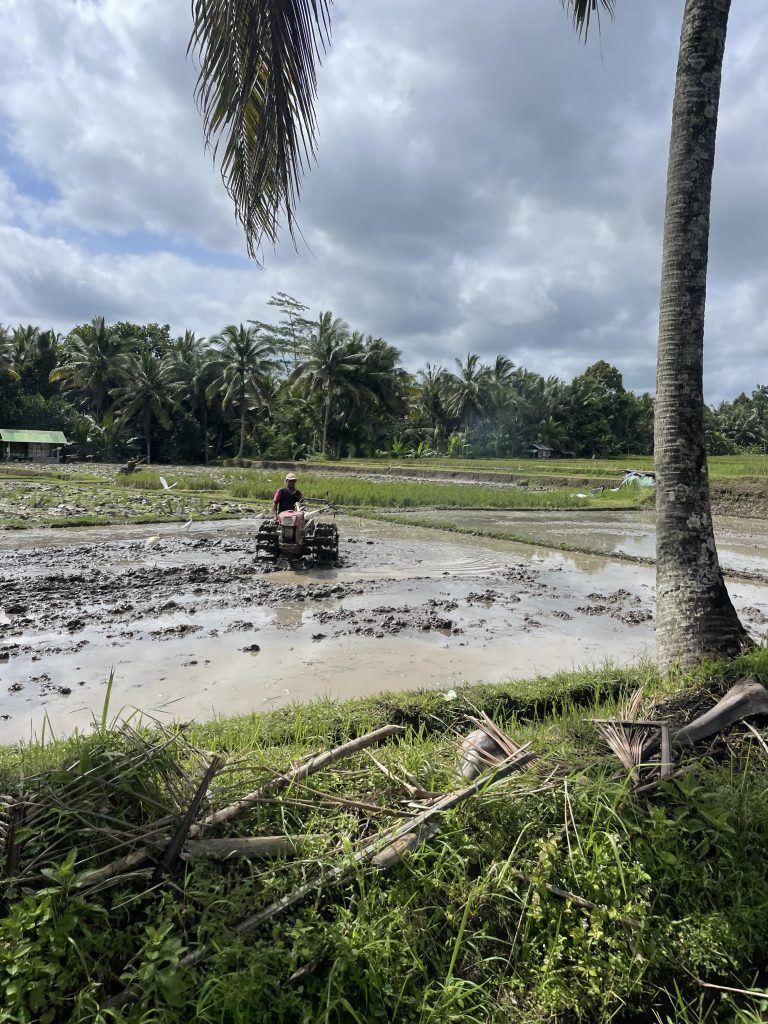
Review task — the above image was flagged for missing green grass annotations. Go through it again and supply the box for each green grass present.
[224,470,652,511]
[289,453,768,482]
[2,651,768,1023]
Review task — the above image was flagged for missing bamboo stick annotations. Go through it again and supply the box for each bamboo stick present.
[183,836,306,860]
[195,724,404,832]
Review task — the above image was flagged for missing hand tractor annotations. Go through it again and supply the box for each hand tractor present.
[256,502,339,565]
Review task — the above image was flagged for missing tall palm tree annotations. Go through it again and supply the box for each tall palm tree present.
[291,312,363,456]
[170,330,217,463]
[207,324,277,458]
[50,316,129,417]
[357,336,410,417]
[566,0,749,669]
[7,325,41,376]
[110,350,178,463]
[490,355,516,408]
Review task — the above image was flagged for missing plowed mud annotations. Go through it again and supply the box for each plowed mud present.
[1,515,766,741]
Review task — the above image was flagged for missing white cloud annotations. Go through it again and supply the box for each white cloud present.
[0,0,766,403]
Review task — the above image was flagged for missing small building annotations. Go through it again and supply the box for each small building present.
[522,442,554,459]
[0,428,69,464]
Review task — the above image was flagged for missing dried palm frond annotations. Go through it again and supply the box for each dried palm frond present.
[592,688,663,784]
[620,686,645,723]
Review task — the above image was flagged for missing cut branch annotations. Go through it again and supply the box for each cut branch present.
[152,756,224,882]
[183,836,307,860]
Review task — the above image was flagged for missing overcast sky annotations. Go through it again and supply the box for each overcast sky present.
[0,0,765,402]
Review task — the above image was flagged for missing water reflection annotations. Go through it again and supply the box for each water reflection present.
[273,606,304,627]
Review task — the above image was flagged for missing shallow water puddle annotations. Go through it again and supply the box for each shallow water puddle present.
[0,514,766,741]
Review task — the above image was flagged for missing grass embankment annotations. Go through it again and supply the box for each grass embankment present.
[3,653,768,1023]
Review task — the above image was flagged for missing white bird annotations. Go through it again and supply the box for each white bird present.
[182,520,193,532]
[159,476,177,491]
[144,535,162,547]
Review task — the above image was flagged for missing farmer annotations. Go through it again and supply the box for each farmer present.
[273,472,304,519]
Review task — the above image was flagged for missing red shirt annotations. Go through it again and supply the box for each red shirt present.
[273,486,303,513]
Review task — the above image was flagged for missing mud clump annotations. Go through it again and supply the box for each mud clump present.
[576,604,608,617]
[150,623,202,639]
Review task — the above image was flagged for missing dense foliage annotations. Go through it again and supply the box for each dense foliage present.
[0,295,765,463]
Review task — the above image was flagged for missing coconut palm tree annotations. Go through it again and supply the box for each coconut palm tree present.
[0,325,19,382]
[356,337,410,418]
[110,350,178,463]
[414,364,452,449]
[290,312,364,456]
[50,317,130,417]
[207,323,277,458]
[444,354,494,435]
[489,355,516,409]
[579,0,749,668]
[170,331,217,463]
[7,325,40,375]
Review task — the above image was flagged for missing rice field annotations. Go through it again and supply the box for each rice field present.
[307,453,768,481]
[115,468,654,511]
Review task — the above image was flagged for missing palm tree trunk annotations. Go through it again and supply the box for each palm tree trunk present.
[200,398,209,465]
[654,0,750,672]
[238,400,246,458]
[321,390,331,455]
[144,407,152,464]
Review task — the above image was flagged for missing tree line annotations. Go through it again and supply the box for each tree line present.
[0,293,764,464]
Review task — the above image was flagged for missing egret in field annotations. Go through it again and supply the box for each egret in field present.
[159,476,177,491]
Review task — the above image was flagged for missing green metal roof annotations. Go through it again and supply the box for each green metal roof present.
[0,429,68,444]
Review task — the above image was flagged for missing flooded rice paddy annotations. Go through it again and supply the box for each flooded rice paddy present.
[390,509,768,578]
[1,512,766,741]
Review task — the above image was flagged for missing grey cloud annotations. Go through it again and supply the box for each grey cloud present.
[0,0,766,404]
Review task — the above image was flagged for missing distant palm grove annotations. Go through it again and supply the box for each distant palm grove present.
[0,293,765,463]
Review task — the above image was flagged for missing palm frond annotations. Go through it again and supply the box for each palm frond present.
[189,0,332,259]
[561,0,615,41]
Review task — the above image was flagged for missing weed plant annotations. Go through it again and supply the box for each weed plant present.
[2,651,768,1022]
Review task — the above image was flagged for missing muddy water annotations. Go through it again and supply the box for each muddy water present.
[394,510,768,578]
[1,514,766,742]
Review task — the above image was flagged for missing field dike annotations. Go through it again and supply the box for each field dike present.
[2,650,768,1023]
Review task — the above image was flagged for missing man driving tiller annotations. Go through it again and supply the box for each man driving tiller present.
[273,473,304,519]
